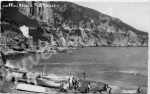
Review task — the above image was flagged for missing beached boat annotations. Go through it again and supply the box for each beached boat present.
[56,47,68,53]
[36,77,62,88]
[16,83,47,93]
[121,89,137,94]
[42,74,69,81]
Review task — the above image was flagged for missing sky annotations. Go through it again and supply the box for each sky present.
[72,1,150,32]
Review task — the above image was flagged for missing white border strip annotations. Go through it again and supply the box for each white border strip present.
[1,0,150,2]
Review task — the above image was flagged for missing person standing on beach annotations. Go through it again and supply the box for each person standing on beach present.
[0,51,7,65]
[0,51,7,81]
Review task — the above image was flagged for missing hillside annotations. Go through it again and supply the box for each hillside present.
[0,1,148,51]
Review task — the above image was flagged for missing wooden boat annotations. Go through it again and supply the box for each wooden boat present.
[56,47,68,53]
[121,89,137,94]
[42,74,69,81]
[36,78,62,88]
[16,83,47,93]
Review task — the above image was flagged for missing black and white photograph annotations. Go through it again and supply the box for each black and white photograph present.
[0,0,149,94]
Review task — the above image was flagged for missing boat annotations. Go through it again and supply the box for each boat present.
[121,89,137,94]
[56,47,68,53]
[36,77,62,88]
[16,83,47,93]
[42,74,69,81]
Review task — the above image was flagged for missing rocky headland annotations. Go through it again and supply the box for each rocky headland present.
[0,1,148,53]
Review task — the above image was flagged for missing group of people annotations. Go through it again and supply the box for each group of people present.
[68,75,80,90]
[60,75,79,92]
[60,75,113,94]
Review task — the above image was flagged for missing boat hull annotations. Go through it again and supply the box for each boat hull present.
[16,83,47,93]
[36,78,61,88]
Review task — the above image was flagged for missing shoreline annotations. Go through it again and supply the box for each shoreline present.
[3,46,148,55]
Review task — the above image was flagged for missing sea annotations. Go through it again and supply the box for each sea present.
[7,47,148,89]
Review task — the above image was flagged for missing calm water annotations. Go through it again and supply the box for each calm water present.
[8,47,148,88]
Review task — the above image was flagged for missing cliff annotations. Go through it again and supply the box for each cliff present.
[0,1,148,50]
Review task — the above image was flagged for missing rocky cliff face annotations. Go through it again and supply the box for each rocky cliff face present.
[1,1,148,50]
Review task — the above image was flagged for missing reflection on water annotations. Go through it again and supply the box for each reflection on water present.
[7,47,148,88]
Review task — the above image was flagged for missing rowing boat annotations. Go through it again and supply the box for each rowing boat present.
[36,78,61,88]
[16,83,47,93]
